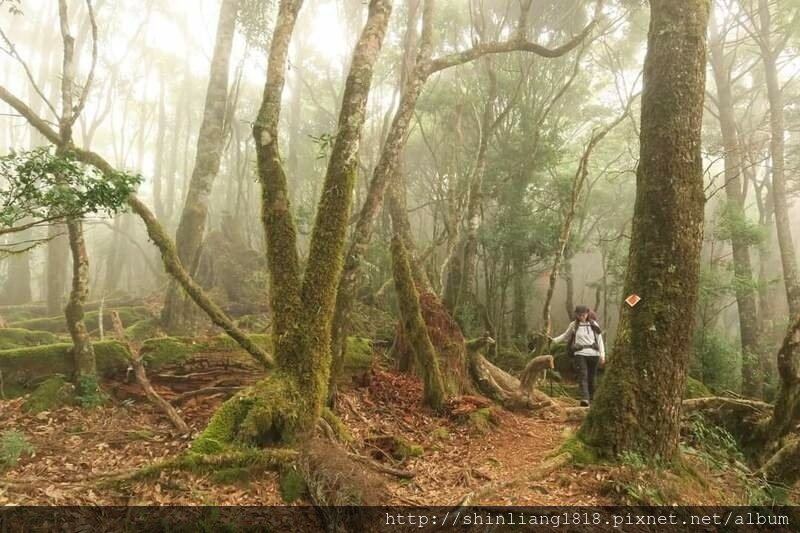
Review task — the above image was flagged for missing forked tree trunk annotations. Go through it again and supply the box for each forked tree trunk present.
[192,0,393,452]
[578,0,709,461]
[161,0,240,333]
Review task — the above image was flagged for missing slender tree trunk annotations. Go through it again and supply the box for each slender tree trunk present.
[46,224,69,314]
[161,0,240,332]
[578,0,709,460]
[64,218,96,384]
[709,25,762,398]
[758,0,800,318]
[563,251,575,321]
[153,69,167,220]
[511,252,527,344]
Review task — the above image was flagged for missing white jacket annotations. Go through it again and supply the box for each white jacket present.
[552,320,606,358]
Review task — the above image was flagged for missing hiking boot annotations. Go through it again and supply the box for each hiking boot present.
[580,400,590,407]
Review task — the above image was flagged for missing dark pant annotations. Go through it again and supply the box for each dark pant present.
[575,355,600,401]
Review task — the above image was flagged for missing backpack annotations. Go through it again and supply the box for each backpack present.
[566,320,601,357]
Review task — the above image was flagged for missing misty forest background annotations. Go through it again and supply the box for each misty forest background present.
[2,0,800,509]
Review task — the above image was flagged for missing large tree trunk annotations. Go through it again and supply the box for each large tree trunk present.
[709,21,762,398]
[192,0,393,452]
[161,0,240,333]
[578,0,709,460]
[758,0,800,318]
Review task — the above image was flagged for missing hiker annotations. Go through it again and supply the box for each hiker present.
[550,305,605,407]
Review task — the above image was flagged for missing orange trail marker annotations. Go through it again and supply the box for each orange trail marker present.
[625,294,641,307]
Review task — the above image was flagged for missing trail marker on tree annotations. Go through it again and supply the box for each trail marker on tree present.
[625,294,641,307]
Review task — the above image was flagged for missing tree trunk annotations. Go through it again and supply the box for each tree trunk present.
[758,0,800,318]
[391,235,447,411]
[511,253,527,345]
[192,0,393,452]
[578,0,709,461]
[2,227,33,305]
[46,224,69,314]
[161,0,240,333]
[64,218,96,389]
[709,22,762,398]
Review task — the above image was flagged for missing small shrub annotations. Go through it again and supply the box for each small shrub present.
[0,430,34,470]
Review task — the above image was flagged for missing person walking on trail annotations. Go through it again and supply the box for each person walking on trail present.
[550,305,605,407]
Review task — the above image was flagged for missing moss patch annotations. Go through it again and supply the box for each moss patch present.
[560,436,601,465]
[0,328,57,350]
[9,306,152,334]
[466,408,499,435]
[23,375,75,413]
[279,467,307,502]
[192,372,304,453]
[124,318,164,342]
[684,376,712,399]
[0,341,131,396]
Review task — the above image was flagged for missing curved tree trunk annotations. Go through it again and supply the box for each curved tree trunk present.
[578,0,709,461]
[161,0,240,333]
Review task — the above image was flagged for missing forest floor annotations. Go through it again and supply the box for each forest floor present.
[1,353,774,508]
[0,361,614,506]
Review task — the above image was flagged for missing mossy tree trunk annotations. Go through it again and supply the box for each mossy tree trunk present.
[329,0,603,385]
[578,0,709,461]
[57,0,97,392]
[709,19,762,398]
[161,0,240,333]
[391,236,447,411]
[192,0,393,451]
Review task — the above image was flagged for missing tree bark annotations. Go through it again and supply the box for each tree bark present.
[757,0,800,318]
[391,235,447,411]
[161,0,240,333]
[709,21,762,398]
[578,0,709,461]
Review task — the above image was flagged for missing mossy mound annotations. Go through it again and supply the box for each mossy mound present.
[466,407,500,435]
[0,328,58,350]
[125,318,164,342]
[10,306,152,334]
[0,341,131,395]
[192,372,304,454]
[23,375,76,413]
[684,376,712,399]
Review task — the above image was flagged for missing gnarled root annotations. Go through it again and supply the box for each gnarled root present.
[468,350,558,414]
[682,396,771,458]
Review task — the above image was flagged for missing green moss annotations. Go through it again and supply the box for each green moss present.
[0,328,57,350]
[487,347,529,373]
[392,436,423,460]
[467,408,497,435]
[344,337,373,371]
[429,427,450,440]
[279,467,307,502]
[684,376,712,399]
[321,408,353,443]
[124,318,164,342]
[211,467,252,486]
[0,341,130,395]
[23,376,75,413]
[192,373,304,453]
[560,436,601,465]
[9,306,152,334]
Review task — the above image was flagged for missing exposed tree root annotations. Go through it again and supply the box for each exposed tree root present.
[101,448,298,486]
[456,451,572,506]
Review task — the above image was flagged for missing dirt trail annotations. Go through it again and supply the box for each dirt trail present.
[0,366,600,506]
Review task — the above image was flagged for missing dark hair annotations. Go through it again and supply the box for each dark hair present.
[573,305,590,318]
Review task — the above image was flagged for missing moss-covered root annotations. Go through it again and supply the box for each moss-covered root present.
[103,448,298,487]
[320,407,354,444]
[192,373,308,454]
[23,375,75,413]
